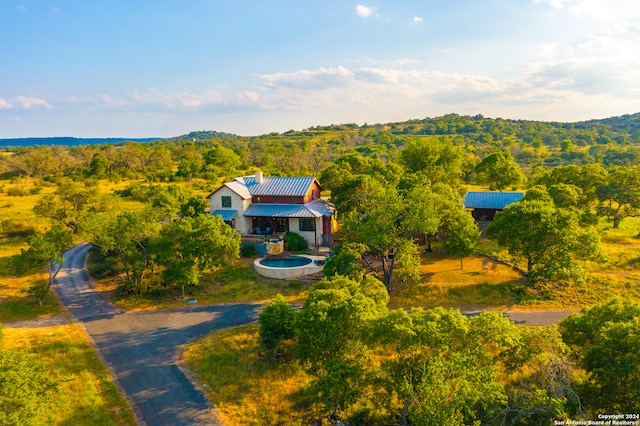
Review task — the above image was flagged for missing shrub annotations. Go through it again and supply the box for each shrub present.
[2,220,36,239]
[284,232,308,251]
[6,187,29,196]
[258,294,295,360]
[241,243,258,258]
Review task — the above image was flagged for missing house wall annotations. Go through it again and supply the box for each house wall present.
[289,217,325,249]
[209,187,251,234]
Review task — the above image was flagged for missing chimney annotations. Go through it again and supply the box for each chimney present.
[255,169,264,184]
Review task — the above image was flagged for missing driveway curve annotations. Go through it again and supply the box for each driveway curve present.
[53,243,261,425]
[53,244,579,425]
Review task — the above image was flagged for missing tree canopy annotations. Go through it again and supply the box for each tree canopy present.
[488,199,604,285]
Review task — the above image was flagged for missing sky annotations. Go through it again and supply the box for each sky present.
[1,0,639,138]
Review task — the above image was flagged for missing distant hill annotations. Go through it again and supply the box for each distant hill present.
[172,130,239,141]
[578,112,640,134]
[1,112,637,148]
[0,137,163,148]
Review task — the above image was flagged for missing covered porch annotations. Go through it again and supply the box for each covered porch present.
[243,201,334,248]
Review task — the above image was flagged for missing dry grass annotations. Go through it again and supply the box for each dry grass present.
[92,257,310,312]
[390,251,528,311]
[0,177,149,321]
[1,323,136,425]
[390,216,640,311]
[182,324,313,426]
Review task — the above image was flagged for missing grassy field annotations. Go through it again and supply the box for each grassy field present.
[390,251,528,311]
[92,257,310,311]
[182,324,314,426]
[389,216,640,310]
[0,177,151,321]
[1,322,136,425]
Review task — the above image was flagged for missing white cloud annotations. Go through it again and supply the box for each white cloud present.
[413,16,424,24]
[129,88,227,109]
[16,5,26,11]
[16,96,51,109]
[0,98,12,109]
[99,94,129,108]
[356,4,376,18]
[535,42,562,59]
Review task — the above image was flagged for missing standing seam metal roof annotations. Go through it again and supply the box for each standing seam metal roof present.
[243,199,335,218]
[238,176,316,197]
[463,191,524,209]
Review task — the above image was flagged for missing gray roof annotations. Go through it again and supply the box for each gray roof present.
[244,199,335,218]
[464,191,524,209]
[223,181,251,199]
[236,176,317,197]
[212,209,237,221]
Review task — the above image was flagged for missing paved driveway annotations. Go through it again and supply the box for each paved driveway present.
[53,243,261,425]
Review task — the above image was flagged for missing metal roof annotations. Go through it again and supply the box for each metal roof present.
[212,209,237,221]
[244,199,335,218]
[463,191,524,209]
[237,176,316,197]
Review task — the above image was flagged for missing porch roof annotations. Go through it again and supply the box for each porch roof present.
[244,199,335,218]
[212,209,237,221]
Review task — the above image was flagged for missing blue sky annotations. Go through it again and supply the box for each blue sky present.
[1,0,639,137]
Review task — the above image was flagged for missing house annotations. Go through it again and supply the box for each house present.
[206,170,336,248]
[464,191,524,236]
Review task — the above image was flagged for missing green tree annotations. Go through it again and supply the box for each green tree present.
[180,196,207,218]
[175,143,204,179]
[88,151,111,178]
[443,209,481,269]
[204,144,242,171]
[33,179,97,234]
[323,243,367,280]
[258,294,295,360]
[475,151,525,191]
[0,349,60,425]
[83,210,161,294]
[488,200,603,285]
[542,164,607,208]
[294,275,388,419]
[342,187,420,291]
[560,299,640,414]
[399,136,466,186]
[320,151,400,214]
[154,214,240,293]
[596,166,640,228]
[373,308,517,425]
[548,183,583,209]
[502,326,581,424]
[19,225,74,304]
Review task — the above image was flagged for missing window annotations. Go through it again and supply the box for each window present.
[299,218,316,231]
[276,218,289,232]
[221,196,232,208]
